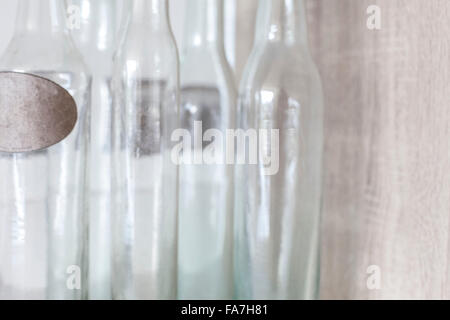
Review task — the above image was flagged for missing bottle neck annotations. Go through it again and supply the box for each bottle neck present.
[183,0,224,49]
[77,0,122,51]
[130,0,170,31]
[14,0,67,36]
[256,0,308,46]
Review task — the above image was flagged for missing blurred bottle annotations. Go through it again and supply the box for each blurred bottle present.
[178,0,236,300]
[0,0,90,299]
[235,0,323,299]
[67,0,128,300]
[111,0,179,299]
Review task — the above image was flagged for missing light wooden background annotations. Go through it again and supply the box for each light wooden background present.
[237,0,450,299]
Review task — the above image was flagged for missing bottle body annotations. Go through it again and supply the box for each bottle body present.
[68,0,127,300]
[0,0,90,300]
[111,0,179,299]
[235,0,323,299]
[178,0,236,300]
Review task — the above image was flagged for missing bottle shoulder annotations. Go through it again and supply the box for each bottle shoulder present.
[239,44,323,101]
[114,32,179,71]
[237,44,324,123]
[181,50,235,90]
[120,27,178,53]
[0,34,90,75]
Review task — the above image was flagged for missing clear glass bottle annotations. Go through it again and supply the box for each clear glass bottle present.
[0,0,90,300]
[111,0,179,299]
[178,0,236,300]
[235,0,323,299]
[67,0,128,300]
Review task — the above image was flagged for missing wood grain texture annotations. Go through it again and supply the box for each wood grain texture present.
[236,0,450,299]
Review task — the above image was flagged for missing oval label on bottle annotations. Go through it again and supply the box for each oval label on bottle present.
[0,72,78,153]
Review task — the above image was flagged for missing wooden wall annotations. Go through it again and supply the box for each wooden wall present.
[236,0,450,299]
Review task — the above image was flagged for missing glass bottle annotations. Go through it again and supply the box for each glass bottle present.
[178,0,236,300]
[235,0,323,299]
[0,0,90,299]
[111,0,179,300]
[67,0,127,300]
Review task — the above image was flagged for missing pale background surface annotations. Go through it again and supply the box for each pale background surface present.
[1,0,450,299]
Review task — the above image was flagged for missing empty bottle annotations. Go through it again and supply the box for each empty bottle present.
[177,0,236,300]
[68,0,128,300]
[235,0,323,299]
[111,0,179,299]
[0,0,91,299]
